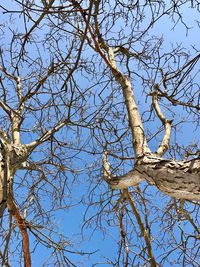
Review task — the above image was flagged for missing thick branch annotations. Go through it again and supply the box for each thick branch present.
[104,153,200,200]
[0,140,31,264]
[136,154,200,200]
[94,37,149,155]
[72,0,150,156]
[8,198,31,267]
[12,116,21,145]
[103,151,144,188]
[107,48,148,155]
[0,130,10,144]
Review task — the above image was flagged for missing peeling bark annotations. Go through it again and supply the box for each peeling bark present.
[8,144,29,169]
[103,152,200,200]
[85,14,200,201]
[0,142,30,217]
[7,194,31,267]
[136,154,200,200]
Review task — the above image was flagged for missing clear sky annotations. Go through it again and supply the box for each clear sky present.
[0,1,199,266]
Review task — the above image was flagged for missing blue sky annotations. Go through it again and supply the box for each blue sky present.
[0,1,199,266]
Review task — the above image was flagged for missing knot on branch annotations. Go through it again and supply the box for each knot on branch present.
[9,144,29,168]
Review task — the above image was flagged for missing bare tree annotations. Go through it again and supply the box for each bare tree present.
[0,0,199,266]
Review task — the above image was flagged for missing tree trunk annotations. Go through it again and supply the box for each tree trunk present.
[0,139,7,217]
[0,140,30,217]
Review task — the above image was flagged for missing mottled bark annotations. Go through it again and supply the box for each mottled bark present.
[103,153,200,201]
[87,18,200,201]
[137,154,200,200]
[0,142,30,217]
[90,25,200,201]
[0,139,7,217]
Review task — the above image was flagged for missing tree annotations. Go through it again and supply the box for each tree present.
[0,0,199,266]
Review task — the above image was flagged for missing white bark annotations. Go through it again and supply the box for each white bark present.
[91,29,199,200]
[0,140,31,217]
[107,48,151,156]
[103,153,200,201]
[137,154,200,200]
[0,118,70,217]
[0,139,7,217]
[152,85,172,156]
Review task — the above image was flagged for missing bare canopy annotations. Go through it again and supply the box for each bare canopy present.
[0,1,199,266]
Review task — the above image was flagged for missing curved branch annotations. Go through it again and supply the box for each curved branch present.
[98,40,149,155]
[102,150,144,189]
[152,84,172,156]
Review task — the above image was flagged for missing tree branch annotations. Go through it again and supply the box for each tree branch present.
[0,130,10,144]
[123,189,157,267]
[103,152,200,200]
[26,120,69,151]
[152,84,172,156]
[8,199,31,267]
[102,150,144,189]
